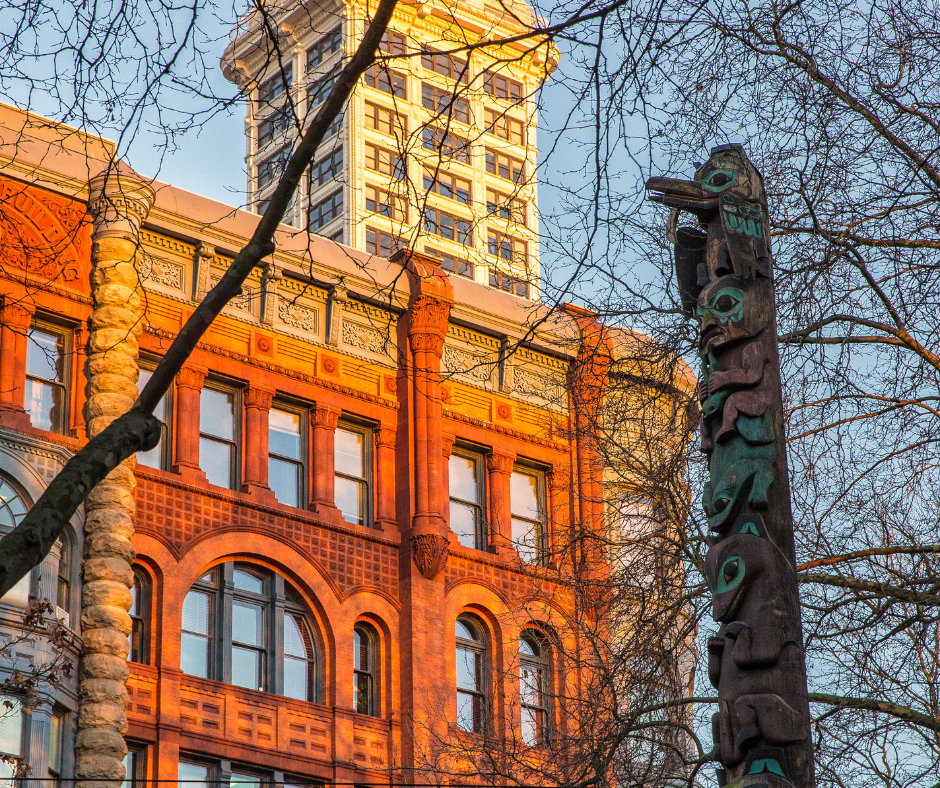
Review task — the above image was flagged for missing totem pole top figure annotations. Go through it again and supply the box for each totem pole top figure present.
[646,143,772,317]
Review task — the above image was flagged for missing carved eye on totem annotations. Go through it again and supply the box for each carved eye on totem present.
[701,169,738,194]
[714,555,745,594]
[698,286,744,327]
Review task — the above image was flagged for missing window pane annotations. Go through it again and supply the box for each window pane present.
[456,620,475,640]
[180,633,209,678]
[200,437,233,488]
[456,647,480,691]
[269,457,300,507]
[269,408,302,458]
[520,665,542,705]
[511,471,539,519]
[200,389,235,439]
[521,706,540,746]
[456,691,476,732]
[121,750,136,788]
[233,568,264,594]
[285,614,309,658]
[0,698,21,759]
[25,379,62,431]
[283,655,309,701]
[26,327,63,381]
[450,501,477,549]
[335,476,364,525]
[232,600,264,646]
[355,673,371,714]
[335,428,364,476]
[182,591,211,635]
[512,517,537,564]
[178,761,209,788]
[0,573,30,608]
[138,369,166,420]
[231,773,261,788]
[449,455,478,502]
[231,645,263,690]
[48,713,63,775]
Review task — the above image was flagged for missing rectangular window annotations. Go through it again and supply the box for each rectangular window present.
[231,596,265,691]
[489,268,531,299]
[257,148,290,189]
[450,450,485,549]
[122,744,146,788]
[178,760,211,788]
[181,584,213,678]
[328,226,344,244]
[380,30,406,56]
[424,169,471,205]
[365,185,408,221]
[486,188,527,225]
[137,367,169,470]
[258,109,292,150]
[483,107,525,145]
[0,698,22,782]
[307,66,339,109]
[487,230,527,266]
[424,207,472,246]
[421,49,469,83]
[309,190,344,232]
[26,322,68,433]
[366,227,399,258]
[363,64,407,98]
[365,102,407,136]
[307,27,342,70]
[335,423,372,526]
[425,248,473,279]
[269,406,304,508]
[309,147,343,189]
[511,467,546,564]
[200,386,238,489]
[485,148,525,183]
[230,773,262,788]
[258,66,294,105]
[48,710,65,777]
[364,143,406,179]
[483,71,523,100]
[422,128,471,164]
[421,83,470,124]
[323,113,344,140]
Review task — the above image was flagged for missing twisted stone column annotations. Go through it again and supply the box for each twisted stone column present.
[79,166,155,788]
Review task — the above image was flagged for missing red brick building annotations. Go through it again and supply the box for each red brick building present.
[0,104,690,788]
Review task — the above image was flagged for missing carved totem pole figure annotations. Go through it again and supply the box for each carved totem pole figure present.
[647,145,815,787]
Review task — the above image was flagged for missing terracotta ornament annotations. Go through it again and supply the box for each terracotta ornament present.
[647,144,815,787]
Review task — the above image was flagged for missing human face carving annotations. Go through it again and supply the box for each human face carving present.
[697,276,767,352]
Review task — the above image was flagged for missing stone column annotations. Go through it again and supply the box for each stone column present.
[171,366,206,479]
[80,165,155,788]
[487,450,516,554]
[440,433,455,533]
[242,385,274,497]
[0,300,34,430]
[374,424,397,531]
[310,402,341,520]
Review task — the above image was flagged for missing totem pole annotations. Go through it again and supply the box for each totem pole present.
[646,144,815,788]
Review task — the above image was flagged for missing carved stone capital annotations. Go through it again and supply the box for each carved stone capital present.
[1,301,35,329]
[244,385,274,411]
[411,533,449,580]
[313,403,340,431]
[487,450,516,475]
[374,425,396,449]
[441,433,456,458]
[176,365,207,391]
[87,166,156,241]
[408,331,445,356]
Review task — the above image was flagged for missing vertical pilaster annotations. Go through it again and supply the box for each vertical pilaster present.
[311,402,342,520]
[171,366,206,480]
[242,384,274,497]
[374,424,397,532]
[486,450,516,554]
[440,433,455,533]
[0,300,34,430]
[79,165,155,788]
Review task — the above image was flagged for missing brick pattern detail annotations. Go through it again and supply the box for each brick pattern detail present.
[134,476,398,593]
[445,555,530,599]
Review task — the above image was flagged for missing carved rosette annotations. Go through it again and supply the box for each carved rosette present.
[411,533,450,580]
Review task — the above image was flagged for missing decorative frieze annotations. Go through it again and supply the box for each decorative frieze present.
[139,254,184,291]
[443,346,493,385]
[279,300,319,333]
[342,320,388,356]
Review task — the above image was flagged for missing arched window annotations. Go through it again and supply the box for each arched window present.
[129,570,150,663]
[0,476,31,608]
[180,563,320,702]
[520,632,550,746]
[353,623,378,716]
[455,616,487,733]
